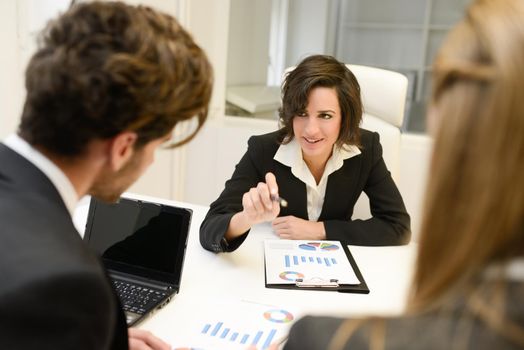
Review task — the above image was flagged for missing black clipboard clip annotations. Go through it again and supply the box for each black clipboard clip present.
[295,277,339,288]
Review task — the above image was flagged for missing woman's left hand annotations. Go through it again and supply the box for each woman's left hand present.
[272,216,326,240]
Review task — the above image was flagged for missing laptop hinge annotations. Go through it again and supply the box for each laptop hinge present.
[109,271,175,291]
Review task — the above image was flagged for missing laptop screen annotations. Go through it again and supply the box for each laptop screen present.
[83,196,191,286]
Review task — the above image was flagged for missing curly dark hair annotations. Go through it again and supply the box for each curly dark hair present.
[19,1,213,156]
[278,55,362,147]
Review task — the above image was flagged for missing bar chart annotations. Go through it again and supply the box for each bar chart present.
[200,321,277,349]
[193,306,294,350]
[265,240,359,285]
[166,299,297,350]
[284,254,338,268]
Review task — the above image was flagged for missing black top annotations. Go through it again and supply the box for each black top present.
[0,143,127,349]
[284,279,524,350]
[200,129,411,252]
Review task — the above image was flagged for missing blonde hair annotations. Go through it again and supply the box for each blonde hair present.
[411,0,524,310]
[409,0,524,344]
[331,0,524,348]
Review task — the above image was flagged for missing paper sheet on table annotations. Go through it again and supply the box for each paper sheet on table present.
[264,239,359,285]
[169,299,299,350]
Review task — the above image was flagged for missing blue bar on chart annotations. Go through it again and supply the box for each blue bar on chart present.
[331,258,337,264]
[201,324,211,334]
[317,257,322,264]
[251,331,263,346]
[262,329,277,349]
[301,256,306,263]
[309,256,314,262]
[220,328,230,339]
[230,332,239,341]
[211,322,223,336]
[240,334,249,344]
[324,257,331,267]
[293,256,298,265]
[285,255,290,268]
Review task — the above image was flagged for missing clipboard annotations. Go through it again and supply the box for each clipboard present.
[263,240,369,294]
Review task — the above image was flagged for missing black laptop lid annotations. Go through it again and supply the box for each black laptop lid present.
[83,196,191,287]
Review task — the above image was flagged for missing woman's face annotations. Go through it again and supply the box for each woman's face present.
[293,87,342,166]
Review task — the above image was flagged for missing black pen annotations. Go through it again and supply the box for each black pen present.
[277,334,288,348]
[271,194,288,208]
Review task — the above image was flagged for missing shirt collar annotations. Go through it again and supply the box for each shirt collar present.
[485,258,524,282]
[273,138,361,177]
[3,134,79,217]
[506,258,524,281]
[274,137,304,174]
[274,137,361,187]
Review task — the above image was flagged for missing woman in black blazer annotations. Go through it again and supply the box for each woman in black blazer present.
[200,55,410,253]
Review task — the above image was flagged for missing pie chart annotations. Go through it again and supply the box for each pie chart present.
[279,271,304,281]
[263,309,294,323]
[298,242,339,251]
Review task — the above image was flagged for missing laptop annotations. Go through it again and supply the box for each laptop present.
[83,196,192,325]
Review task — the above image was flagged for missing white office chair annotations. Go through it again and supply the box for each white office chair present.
[348,64,407,128]
[346,64,408,220]
[348,64,407,181]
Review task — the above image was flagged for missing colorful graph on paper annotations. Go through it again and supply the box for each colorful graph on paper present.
[264,239,359,285]
[298,242,339,251]
[169,300,297,350]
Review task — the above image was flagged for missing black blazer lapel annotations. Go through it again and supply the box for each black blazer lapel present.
[273,161,308,219]
[319,156,363,221]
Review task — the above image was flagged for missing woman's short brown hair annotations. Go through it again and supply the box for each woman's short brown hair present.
[278,55,362,147]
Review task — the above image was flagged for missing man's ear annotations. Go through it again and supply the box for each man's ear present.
[108,131,138,171]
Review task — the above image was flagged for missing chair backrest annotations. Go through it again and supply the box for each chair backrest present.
[347,64,408,128]
[347,65,408,219]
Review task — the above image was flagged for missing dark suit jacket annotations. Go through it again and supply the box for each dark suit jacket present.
[284,280,524,350]
[0,144,128,349]
[200,129,410,252]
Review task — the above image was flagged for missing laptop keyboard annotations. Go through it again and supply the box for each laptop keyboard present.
[112,280,167,315]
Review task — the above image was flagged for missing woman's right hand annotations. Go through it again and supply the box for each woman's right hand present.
[240,172,281,225]
[226,172,281,239]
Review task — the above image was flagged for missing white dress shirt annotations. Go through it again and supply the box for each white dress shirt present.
[3,134,78,217]
[274,138,361,221]
[486,258,524,281]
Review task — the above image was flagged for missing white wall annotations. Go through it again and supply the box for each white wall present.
[183,117,279,205]
[227,0,272,86]
[0,0,27,139]
[285,0,332,67]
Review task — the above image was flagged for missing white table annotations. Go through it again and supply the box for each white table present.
[75,193,417,344]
